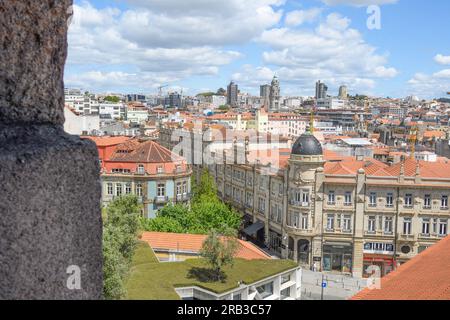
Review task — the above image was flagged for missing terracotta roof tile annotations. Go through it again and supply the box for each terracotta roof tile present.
[352,236,450,300]
[141,232,271,260]
[110,140,184,163]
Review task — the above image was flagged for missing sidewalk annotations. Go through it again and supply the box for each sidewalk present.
[301,269,368,300]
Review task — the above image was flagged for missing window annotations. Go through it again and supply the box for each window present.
[344,192,352,206]
[422,218,430,235]
[343,215,352,232]
[368,216,376,233]
[136,183,143,197]
[441,195,448,209]
[301,214,308,230]
[176,182,182,196]
[182,181,187,194]
[125,183,132,194]
[404,194,413,208]
[246,192,253,207]
[384,217,393,234]
[137,164,145,174]
[116,183,122,196]
[328,191,335,205]
[157,166,164,174]
[294,191,301,204]
[107,183,113,195]
[439,219,448,236]
[369,193,377,207]
[258,197,265,214]
[403,217,412,235]
[424,194,431,209]
[386,193,394,207]
[326,214,335,231]
[302,190,309,205]
[256,282,274,299]
[157,183,165,197]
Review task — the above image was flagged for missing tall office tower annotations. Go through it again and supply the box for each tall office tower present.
[227,81,238,107]
[269,76,281,112]
[165,92,182,108]
[339,85,348,99]
[260,84,271,107]
[315,80,328,99]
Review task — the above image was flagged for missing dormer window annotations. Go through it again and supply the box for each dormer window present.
[157,166,164,174]
[137,164,145,174]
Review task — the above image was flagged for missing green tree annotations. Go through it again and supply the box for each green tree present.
[218,105,230,111]
[190,200,241,234]
[103,195,141,299]
[141,169,241,235]
[104,95,121,103]
[192,167,218,203]
[216,88,226,96]
[140,215,185,234]
[199,229,240,281]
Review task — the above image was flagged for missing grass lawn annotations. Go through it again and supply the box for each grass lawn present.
[125,241,297,300]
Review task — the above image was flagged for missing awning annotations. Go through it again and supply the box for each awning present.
[242,221,265,236]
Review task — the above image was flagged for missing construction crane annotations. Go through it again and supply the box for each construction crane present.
[158,85,169,97]
[409,126,419,159]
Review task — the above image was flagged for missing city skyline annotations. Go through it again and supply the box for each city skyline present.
[65,0,450,99]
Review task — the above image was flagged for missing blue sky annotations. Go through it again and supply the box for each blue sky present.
[65,0,450,99]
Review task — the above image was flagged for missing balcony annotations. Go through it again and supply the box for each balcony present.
[176,193,191,202]
[289,201,310,208]
[398,233,416,241]
[154,196,169,204]
[285,225,314,236]
[344,203,353,207]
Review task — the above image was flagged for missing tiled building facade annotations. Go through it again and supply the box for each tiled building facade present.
[198,133,450,278]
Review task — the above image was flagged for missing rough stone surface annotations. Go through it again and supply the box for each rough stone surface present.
[0,0,72,124]
[0,125,103,299]
[0,0,103,299]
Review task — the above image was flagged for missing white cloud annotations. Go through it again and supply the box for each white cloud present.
[320,0,398,6]
[66,0,283,91]
[434,54,450,66]
[241,13,397,95]
[408,69,450,98]
[285,8,322,27]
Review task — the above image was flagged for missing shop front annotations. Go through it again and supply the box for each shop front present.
[322,242,353,274]
[363,242,395,278]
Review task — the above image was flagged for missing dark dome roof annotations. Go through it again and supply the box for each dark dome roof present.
[292,133,323,156]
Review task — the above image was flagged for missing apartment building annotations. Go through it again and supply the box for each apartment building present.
[198,133,450,278]
[86,137,192,218]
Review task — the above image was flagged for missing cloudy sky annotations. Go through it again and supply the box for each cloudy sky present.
[65,0,450,99]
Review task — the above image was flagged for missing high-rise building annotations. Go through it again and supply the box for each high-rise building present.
[126,94,147,103]
[339,85,348,99]
[227,81,238,107]
[269,76,281,112]
[165,92,182,108]
[260,84,271,107]
[315,80,328,99]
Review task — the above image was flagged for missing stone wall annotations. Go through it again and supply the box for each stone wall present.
[0,1,103,299]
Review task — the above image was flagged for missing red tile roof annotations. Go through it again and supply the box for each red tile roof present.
[141,232,271,261]
[325,157,450,179]
[352,236,450,300]
[83,136,132,147]
[110,139,184,163]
